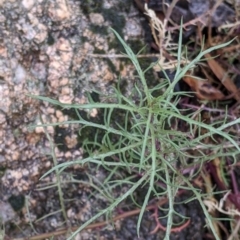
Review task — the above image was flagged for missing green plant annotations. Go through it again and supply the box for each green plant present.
[30,28,240,240]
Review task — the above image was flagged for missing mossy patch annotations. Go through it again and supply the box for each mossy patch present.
[108,38,125,52]
[93,47,106,54]
[102,8,126,37]
[126,39,148,55]
[89,24,108,36]
[80,0,103,15]
[80,36,88,44]
[8,194,25,212]
[53,126,72,152]
[105,58,117,74]
[47,32,55,45]
[117,0,133,13]
[0,166,7,178]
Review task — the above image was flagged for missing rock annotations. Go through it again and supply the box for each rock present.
[48,0,71,22]
[0,201,16,224]
[22,0,34,10]
[89,13,105,25]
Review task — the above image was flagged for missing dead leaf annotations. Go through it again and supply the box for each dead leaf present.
[204,53,240,101]
[183,76,225,100]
